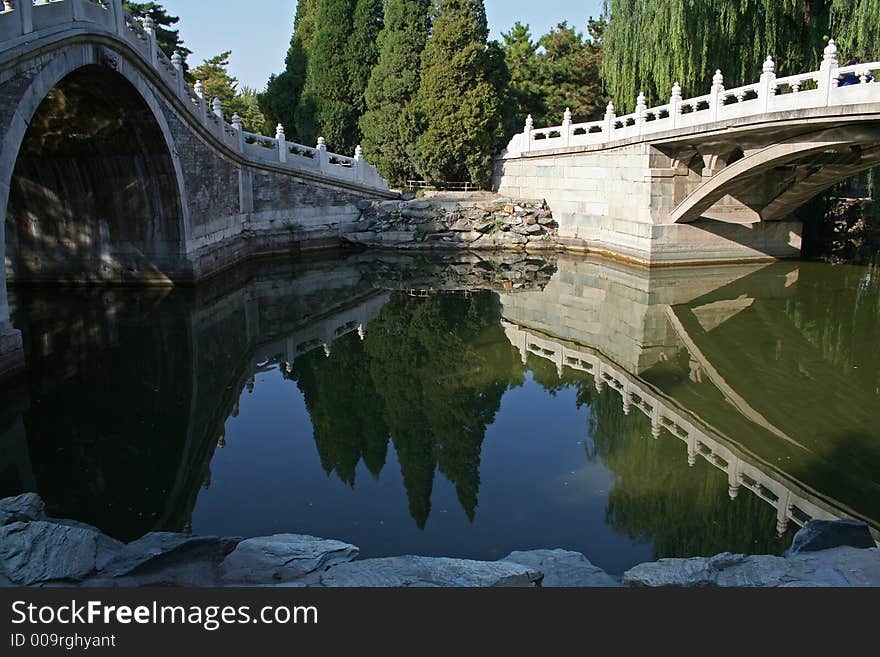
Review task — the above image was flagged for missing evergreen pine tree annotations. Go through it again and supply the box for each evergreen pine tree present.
[296,0,358,152]
[360,0,431,185]
[347,0,384,116]
[406,0,507,186]
[259,0,319,142]
[123,2,190,64]
[501,22,542,136]
[534,20,606,124]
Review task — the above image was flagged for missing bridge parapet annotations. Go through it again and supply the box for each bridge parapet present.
[0,0,389,192]
[503,40,879,157]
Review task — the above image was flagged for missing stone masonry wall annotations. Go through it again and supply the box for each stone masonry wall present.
[344,193,560,252]
[493,145,804,265]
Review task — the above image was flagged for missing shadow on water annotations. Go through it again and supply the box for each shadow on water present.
[0,250,877,571]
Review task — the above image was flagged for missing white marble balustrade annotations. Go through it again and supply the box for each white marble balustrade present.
[505,40,880,157]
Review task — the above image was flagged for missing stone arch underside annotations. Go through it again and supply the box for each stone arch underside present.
[671,125,880,224]
[5,63,187,285]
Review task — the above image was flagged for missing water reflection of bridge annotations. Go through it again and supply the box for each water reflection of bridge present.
[499,254,880,540]
[504,322,845,536]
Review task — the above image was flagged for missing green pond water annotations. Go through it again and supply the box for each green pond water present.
[1,251,878,574]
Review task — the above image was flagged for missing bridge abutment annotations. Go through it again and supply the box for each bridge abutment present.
[494,144,803,265]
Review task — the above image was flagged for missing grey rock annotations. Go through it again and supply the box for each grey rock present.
[0,493,45,526]
[222,534,359,585]
[450,218,473,232]
[321,556,542,587]
[787,519,875,556]
[623,548,880,587]
[377,200,402,213]
[502,550,618,587]
[102,532,241,580]
[473,219,497,233]
[0,521,123,585]
[46,518,106,534]
[513,224,545,236]
[523,215,538,226]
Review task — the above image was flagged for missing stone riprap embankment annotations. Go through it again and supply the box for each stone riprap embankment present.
[344,193,560,251]
[1,494,878,587]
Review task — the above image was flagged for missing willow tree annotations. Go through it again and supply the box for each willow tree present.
[601,0,880,112]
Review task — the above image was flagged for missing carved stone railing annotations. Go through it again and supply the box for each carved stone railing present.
[0,0,390,192]
[504,40,880,157]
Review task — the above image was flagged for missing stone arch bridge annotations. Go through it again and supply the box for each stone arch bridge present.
[495,41,880,266]
[0,0,397,376]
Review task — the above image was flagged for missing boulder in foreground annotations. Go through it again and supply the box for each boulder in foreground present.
[321,556,542,587]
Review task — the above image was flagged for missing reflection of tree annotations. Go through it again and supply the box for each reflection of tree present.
[585,386,793,559]
[290,334,389,485]
[783,262,880,395]
[289,291,525,527]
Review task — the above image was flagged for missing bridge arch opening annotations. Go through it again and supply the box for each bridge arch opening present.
[5,65,185,285]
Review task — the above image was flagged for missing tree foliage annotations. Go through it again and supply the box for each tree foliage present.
[405,0,507,186]
[601,0,880,112]
[501,20,606,137]
[259,0,320,142]
[359,0,431,184]
[348,0,385,116]
[123,2,190,65]
[189,53,268,133]
[296,0,359,152]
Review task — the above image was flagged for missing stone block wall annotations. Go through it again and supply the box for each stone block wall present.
[493,144,803,265]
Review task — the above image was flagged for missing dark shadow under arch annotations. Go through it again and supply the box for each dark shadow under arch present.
[5,65,185,285]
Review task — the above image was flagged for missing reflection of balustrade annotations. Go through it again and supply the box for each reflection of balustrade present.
[503,320,855,536]
[252,293,390,368]
[0,0,389,191]
[505,40,879,157]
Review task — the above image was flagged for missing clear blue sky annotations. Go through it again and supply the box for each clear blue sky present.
[166,1,605,90]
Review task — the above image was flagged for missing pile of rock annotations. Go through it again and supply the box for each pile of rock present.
[1,494,878,587]
[345,193,560,251]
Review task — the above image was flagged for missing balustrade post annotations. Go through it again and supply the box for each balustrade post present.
[709,70,724,121]
[819,39,839,105]
[669,82,682,129]
[635,92,647,134]
[603,102,616,138]
[522,115,533,153]
[194,80,208,124]
[231,113,244,152]
[758,56,776,113]
[354,145,365,181]
[18,0,34,35]
[142,15,158,68]
[316,137,328,173]
[561,108,572,147]
[171,50,185,96]
[275,124,287,163]
[727,457,741,500]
